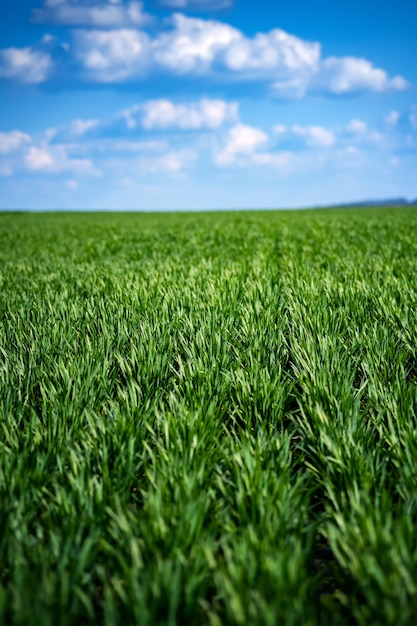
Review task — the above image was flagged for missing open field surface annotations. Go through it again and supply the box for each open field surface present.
[1,207,417,625]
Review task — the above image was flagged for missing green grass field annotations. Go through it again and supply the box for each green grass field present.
[1,207,417,625]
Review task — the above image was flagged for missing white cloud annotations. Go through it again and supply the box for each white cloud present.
[118,99,238,130]
[25,145,100,175]
[272,124,335,147]
[273,57,408,98]
[72,16,407,98]
[292,124,335,147]
[32,1,151,28]
[74,29,151,81]
[2,98,409,192]
[0,131,32,154]
[73,15,319,85]
[141,98,238,130]
[271,118,390,150]
[153,14,241,74]
[216,123,268,164]
[314,57,408,95]
[0,10,408,100]
[75,15,320,82]
[67,178,79,189]
[0,46,53,84]
[25,147,55,170]
[223,28,320,75]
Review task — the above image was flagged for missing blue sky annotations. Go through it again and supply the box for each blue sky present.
[0,0,416,210]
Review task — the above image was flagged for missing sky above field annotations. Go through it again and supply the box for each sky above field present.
[0,0,416,210]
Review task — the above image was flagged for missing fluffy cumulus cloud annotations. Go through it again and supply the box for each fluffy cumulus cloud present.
[32,0,151,28]
[313,57,408,95]
[216,123,268,164]
[0,45,53,84]
[0,126,101,178]
[215,124,303,171]
[118,98,238,129]
[269,115,416,175]
[2,100,414,190]
[223,28,320,76]
[69,15,408,97]
[152,14,240,73]
[73,15,323,84]
[0,97,235,180]
[74,29,151,81]
[0,10,409,98]
[141,98,239,129]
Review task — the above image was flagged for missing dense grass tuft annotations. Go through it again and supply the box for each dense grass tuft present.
[1,207,417,625]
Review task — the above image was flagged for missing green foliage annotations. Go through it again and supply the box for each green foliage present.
[0,207,417,625]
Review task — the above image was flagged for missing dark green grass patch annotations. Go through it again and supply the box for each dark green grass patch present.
[1,207,417,625]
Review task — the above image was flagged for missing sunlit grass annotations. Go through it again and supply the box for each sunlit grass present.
[1,207,417,625]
